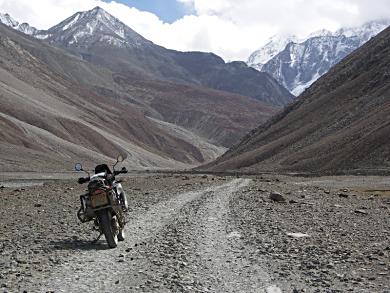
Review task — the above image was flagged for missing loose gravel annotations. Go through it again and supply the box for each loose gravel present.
[0,174,389,292]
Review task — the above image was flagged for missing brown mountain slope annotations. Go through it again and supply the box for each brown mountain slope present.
[205,27,390,175]
[113,75,276,147]
[0,32,202,171]
[0,24,276,172]
[41,7,293,107]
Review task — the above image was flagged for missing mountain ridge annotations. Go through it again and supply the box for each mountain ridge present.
[0,7,293,107]
[248,19,390,95]
[35,6,152,49]
[0,12,38,35]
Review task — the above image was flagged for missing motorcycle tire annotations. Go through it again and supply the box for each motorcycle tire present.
[118,227,125,241]
[98,210,118,248]
[119,192,129,211]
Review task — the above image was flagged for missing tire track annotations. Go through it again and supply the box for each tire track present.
[42,179,252,292]
[192,178,279,292]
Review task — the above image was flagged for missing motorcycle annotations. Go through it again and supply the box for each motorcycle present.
[74,155,128,248]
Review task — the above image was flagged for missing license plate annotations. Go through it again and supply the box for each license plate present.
[90,190,109,208]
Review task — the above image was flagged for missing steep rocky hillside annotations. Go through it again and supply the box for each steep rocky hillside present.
[0,23,276,172]
[206,27,390,175]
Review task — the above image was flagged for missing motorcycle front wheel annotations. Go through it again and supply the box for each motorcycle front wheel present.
[98,210,118,248]
[118,226,125,241]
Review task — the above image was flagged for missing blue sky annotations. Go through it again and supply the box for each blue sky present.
[103,0,192,23]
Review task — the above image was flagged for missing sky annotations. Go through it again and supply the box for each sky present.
[0,0,389,61]
[108,0,192,23]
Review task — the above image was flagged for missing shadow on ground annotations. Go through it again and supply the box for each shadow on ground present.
[50,238,108,251]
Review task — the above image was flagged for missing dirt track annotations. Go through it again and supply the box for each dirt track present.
[0,174,389,292]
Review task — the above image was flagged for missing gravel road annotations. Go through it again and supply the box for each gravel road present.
[42,178,281,292]
[0,174,389,292]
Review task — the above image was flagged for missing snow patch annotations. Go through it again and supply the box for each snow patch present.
[248,34,299,67]
[291,72,321,96]
[99,35,126,47]
[0,12,18,27]
[35,34,50,40]
[115,27,125,39]
[62,13,80,31]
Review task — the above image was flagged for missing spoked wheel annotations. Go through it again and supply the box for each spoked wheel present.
[97,210,118,248]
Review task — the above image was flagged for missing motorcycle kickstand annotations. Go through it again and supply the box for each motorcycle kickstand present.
[92,232,103,244]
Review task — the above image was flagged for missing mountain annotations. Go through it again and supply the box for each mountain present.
[26,7,293,107]
[0,12,38,35]
[205,26,390,175]
[247,30,334,73]
[0,23,277,172]
[34,7,151,48]
[248,19,390,95]
[247,34,300,71]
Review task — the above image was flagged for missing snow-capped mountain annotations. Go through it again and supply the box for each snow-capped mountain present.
[264,35,363,95]
[247,34,299,71]
[248,19,390,95]
[0,12,18,27]
[35,7,152,48]
[0,7,293,106]
[0,12,38,35]
[38,6,292,106]
[335,19,390,41]
[247,30,334,71]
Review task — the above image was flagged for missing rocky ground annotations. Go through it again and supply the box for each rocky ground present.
[0,174,389,292]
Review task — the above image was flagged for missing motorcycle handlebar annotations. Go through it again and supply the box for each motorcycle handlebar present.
[78,177,90,184]
[77,168,127,183]
[114,167,128,176]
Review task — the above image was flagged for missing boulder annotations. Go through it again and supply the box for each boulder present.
[286,232,310,238]
[270,191,285,202]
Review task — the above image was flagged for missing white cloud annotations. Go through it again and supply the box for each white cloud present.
[178,0,231,15]
[0,0,389,61]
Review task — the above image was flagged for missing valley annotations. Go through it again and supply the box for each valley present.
[0,3,389,293]
[0,173,389,292]
[0,18,278,172]
[207,26,390,175]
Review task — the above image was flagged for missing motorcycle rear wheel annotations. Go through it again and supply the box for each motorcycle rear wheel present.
[98,210,118,248]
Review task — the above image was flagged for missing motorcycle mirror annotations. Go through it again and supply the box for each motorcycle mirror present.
[75,163,83,172]
[117,155,124,162]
